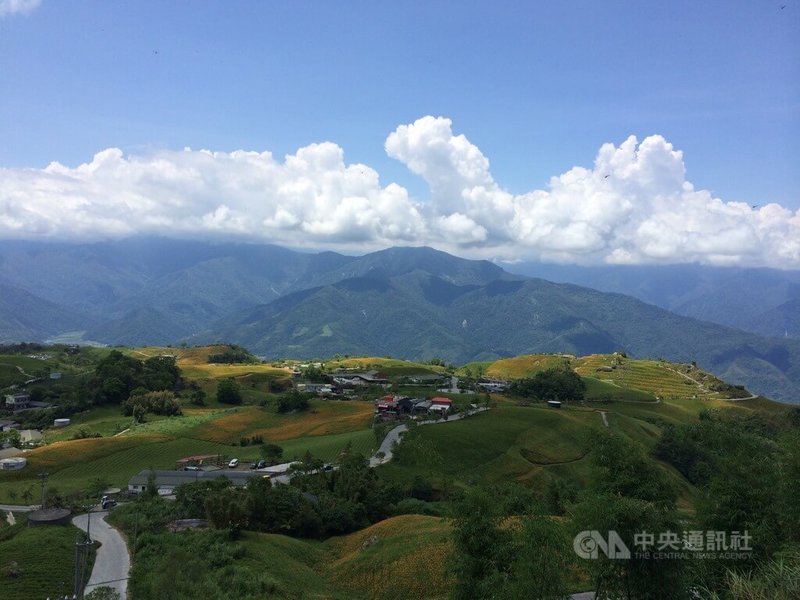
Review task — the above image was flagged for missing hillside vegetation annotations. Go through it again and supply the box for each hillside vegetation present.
[2,346,799,599]
[2,240,798,402]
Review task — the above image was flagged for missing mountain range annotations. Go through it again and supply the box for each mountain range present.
[0,237,798,403]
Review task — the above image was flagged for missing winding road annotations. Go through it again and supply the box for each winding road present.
[72,510,130,599]
[369,406,490,467]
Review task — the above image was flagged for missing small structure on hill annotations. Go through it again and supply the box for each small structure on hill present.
[128,469,263,495]
[0,419,20,432]
[4,394,31,410]
[331,370,389,386]
[477,380,509,392]
[19,429,42,444]
[430,397,452,413]
[547,400,562,409]
[53,418,71,427]
[0,457,27,470]
[28,507,71,526]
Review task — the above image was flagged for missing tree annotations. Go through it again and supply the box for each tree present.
[509,367,586,403]
[568,432,686,599]
[216,378,242,405]
[204,488,248,537]
[189,388,206,406]
[85,587,121,600]
[589,431,677,506]
[259,443,284,465]
[0,429,21,448]
[506,516,573,600]
[291,450,323,475]
[145,471,158,498]
[450,486,514,599]
[571,493,687,600]
[276,390,311,413]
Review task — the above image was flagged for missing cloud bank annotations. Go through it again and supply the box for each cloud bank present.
[0,0,41,18]
[1,116,798,268]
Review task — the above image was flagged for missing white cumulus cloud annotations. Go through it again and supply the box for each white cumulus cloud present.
[0,115,798,268]
[0,0,41,17]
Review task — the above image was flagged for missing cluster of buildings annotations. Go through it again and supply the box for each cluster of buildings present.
[374,395,453,420]
[295,370,392,396]
[3,393,52,412]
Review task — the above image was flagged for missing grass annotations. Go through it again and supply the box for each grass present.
[44,405,134,442]
[324,514,455,600]
[0,520,95,600]
[278,428,376,463]
[575,356,715,399]
[326,356,446,377]
[0,401,378,500]
[238,531,335,598]
[583,376,657,402]
[484,354,571,379]
[378,405,602,489]
[188,400,374,444]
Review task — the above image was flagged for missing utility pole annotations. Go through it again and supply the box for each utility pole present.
[71,503,93,600]
[73,531,90,599]
[85,504,92,543]
[38,471,49,508]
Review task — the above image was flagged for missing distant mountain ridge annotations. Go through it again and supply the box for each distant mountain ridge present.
[0,238,798,403]
[507,262,800,339]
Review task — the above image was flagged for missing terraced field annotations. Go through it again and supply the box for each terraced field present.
[484,354,571,379]
[575,356,713,399]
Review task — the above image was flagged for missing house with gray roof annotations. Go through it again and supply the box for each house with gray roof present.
[128,469,268,495]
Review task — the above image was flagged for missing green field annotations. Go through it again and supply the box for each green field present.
[378,405,603,491]
[0,518,95,600]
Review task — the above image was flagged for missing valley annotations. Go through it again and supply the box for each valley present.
[1,344,798,599]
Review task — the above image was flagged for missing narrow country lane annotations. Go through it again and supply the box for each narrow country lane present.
[72,510,130,599]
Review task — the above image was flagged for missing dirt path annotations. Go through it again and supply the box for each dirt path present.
[598,410,609,427]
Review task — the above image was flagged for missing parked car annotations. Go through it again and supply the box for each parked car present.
[228,458,239,468]
[101,495,117,510]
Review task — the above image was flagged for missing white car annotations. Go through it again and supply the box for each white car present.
[228,458,239,468]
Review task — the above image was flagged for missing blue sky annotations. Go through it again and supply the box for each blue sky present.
[0,1,798,267]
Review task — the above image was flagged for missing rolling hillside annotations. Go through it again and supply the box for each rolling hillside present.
[204,267,800,403]
[1,238,798,403]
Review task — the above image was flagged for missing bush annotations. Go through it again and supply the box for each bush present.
[216,379,242,405]
[276,391,311,413]
[122,390,182,417]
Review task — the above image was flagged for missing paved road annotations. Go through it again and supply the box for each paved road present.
[368,407,490,467]
[72,510,130,600]
[0,503,38,512]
